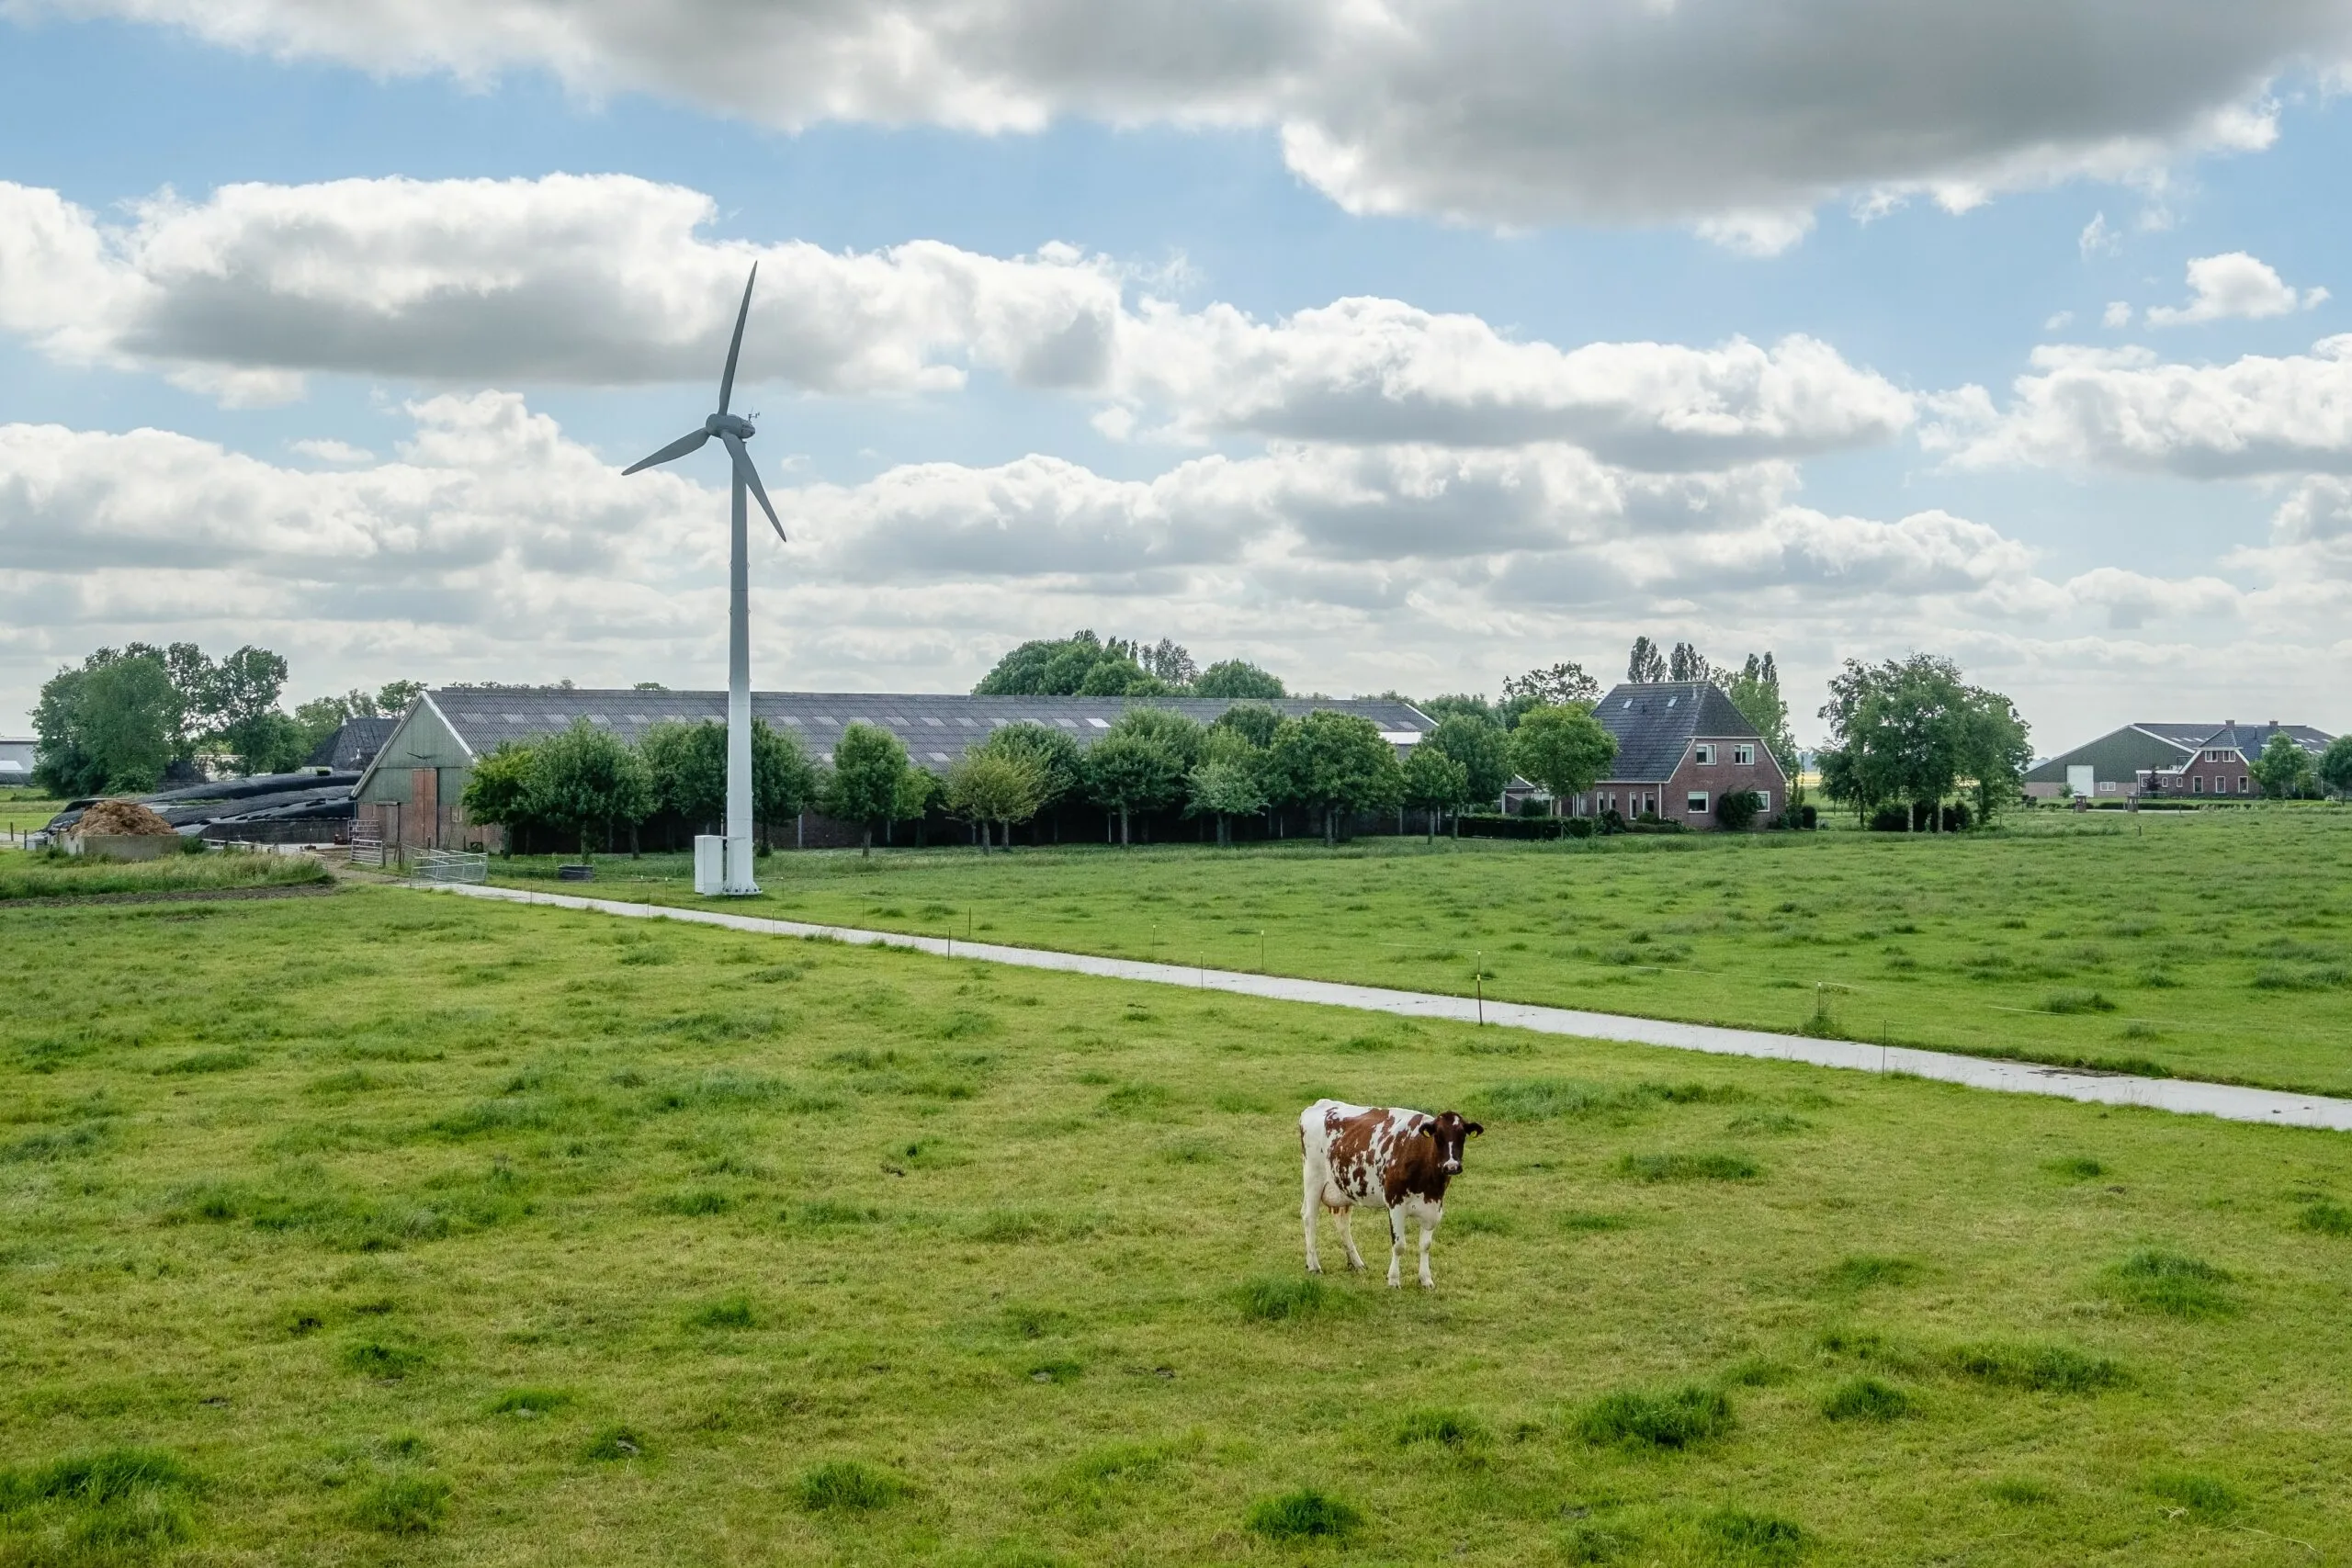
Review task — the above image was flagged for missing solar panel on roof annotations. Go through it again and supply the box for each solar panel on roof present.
[626,714,649,724]
[503,712,526,722]
[928,750,949,761]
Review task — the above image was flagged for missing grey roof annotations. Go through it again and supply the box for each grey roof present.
[2024,723,2214,784]
[401,689,1432,771]
[306,716,399,772]
[1591,682,1767,782]
[2191,721,2334,761]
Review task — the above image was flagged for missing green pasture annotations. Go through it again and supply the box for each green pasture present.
[5,886,2352,1563]
[1,795,65,841]
[490,807,2352,1096]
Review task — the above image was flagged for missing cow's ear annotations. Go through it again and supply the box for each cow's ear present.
[1465,1122,1485,1136]
[1419,1122,1436,1136]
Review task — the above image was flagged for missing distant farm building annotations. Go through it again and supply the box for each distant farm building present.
[2026,720,2334,800]
[0,736,30,784]
[305,715,398,773]
[355,688,1433,856]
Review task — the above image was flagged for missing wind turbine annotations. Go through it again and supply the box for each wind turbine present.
[623,264,785,896]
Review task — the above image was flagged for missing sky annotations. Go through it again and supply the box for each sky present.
[3,2,2351,750]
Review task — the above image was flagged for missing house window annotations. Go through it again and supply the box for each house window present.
[1758,791,1772,814]
[1734,744,1754,765]
[1694,743,1716,765]
[1687,791,1710,814]
[2239,776,2250,794]
[2193,776,2204,795]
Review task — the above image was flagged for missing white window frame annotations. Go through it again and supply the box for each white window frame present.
[1734,743,1754,765]
[1693,743,1716,765]
[1757,790,1771,814]
[1687,791,1711,814]
[2193,776,2204,795]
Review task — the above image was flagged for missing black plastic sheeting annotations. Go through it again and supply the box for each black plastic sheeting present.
[44,772,359,837]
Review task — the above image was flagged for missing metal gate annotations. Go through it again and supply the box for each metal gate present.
[350,821,387,867]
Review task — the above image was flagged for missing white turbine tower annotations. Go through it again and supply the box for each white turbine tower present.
[623,265,784,896]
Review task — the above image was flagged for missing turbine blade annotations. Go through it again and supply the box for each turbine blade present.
[622,428,709,475]
[718,262,757,415]
[722,431,786,542]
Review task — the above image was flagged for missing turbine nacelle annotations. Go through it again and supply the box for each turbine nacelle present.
[706,412,755,440]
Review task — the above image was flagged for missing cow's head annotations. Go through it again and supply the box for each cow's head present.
[1419,1111,1483,1175]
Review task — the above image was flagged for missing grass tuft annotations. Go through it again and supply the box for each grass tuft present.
[2109,1249,2234,1318]
[351,1474,449,1534]
[1576,1384,1733,1450]
[2297,1200,2352,1236]
[1617,1151,1758,1182]
[2146,1470,2240,1516]
[1821,1255,1918,1292]
[1987,1477,2054,1506]
[340,1339,426,1379]
[688,1295,756,1329]
[487,1387,572,1417]
[1244,1488,1361,1541]
[796,1460,904,1513]
[582,1426,647,1461]
[1238,1276,1346,1323]
[1821,1376,1914,1422]
[1945,1342,2126,1393]
[2041,987,2118,1014]
[1396,1408,1489,1455]
[2045,1155,2105,1179]
[1702,1507,1806,1563]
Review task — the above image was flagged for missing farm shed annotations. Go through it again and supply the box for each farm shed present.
[2024,720,2334,800]
[0,736,31,783]
[354,688,1434,855]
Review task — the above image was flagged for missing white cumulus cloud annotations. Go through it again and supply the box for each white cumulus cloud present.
[2144,251,2328,326]
[14,0,2349,240]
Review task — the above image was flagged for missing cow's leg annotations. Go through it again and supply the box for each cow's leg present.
[1417,1205,1440,1290]
[1300,1159,1322,1274]
[1385,1205,1406,1288]
[1334,1205,1365,1272]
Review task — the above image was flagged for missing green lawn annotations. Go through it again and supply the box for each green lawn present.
[489,807,2352,1096]
[5,886,2352,1563]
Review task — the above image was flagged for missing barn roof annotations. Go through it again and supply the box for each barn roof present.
[305,716,399,772]
[357,688,1431,793]
[2192,721,2333,760]
[1591,682,1767,782]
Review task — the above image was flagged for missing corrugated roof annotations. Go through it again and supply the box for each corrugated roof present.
[306,716,399,772]
[2192,721,2334,760]
[1592,682,1766,782]
[411,689,1431,767]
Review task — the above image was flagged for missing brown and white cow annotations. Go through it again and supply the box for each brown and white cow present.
[1299,1099,1483,1289]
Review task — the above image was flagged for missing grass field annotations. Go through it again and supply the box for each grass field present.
[6,886,2352,1563]
[1,795,65,840]
[487,808,2352,1096]
[0,851,330,902]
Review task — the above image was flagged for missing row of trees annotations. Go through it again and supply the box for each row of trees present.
[2243,732,2352,800]
[1814,655,2032,829]
[973,630,1287,700]
[454,695,1628,858]
[31,641,424,795]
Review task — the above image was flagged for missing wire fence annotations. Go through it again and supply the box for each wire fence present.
[413,849,490,885]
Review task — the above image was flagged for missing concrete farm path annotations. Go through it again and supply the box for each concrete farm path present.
[420,881,2352,1134]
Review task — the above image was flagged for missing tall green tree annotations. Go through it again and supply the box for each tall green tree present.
[824,722,910,857]
[974,722,1084,814]
[1265,710,1406,845]
[1185,727,1272,848]
[31,652,183,795]
[376,680,427,714]
[1104,706,1205,772]
[639,720,728,829]
[1420,712,1511,811]
[1817,655,2024,830]
[1400,745,1472,841]
[2252,733,2319,800]
[943,751,1047,851]
[1508,705,1619,815]
[1953,688,2032,823]
[458,741,544,852]
[1083,734,1186,845]
[1501,661,1600,707]
[1724,653,1800,793]
[975,630,1168,696]
[2319,735,2352,800]
[1668,641,1712,683]
[1626,637,1667,683]
[1416,694,1501,728]
[1209,702,1285,750]
[525,720,655,858]
[752,720,820,832]
[1192,660,1286,698]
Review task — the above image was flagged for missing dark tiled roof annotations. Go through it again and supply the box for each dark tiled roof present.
[1591,682,1765,782]
[2191,721,2333,759]
[306,716,399,771]
[417,689,1431,767]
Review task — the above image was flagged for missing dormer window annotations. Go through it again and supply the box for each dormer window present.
[1693,744,1716,765]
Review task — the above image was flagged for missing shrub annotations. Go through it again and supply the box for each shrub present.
[352,1474,450,1534]
[1245,1488,1362,1541]
[2110,1250,2234,1317]
[1617,1152,1758,1182]
[1715,789,1764,830]
[797,1460,905,1513]
[1821,1376,1914,1422]
[1576,1384,1733,1449]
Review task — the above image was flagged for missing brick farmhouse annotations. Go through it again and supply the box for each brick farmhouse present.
[1528,682,1789,829]
[2024,720,2334,801]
